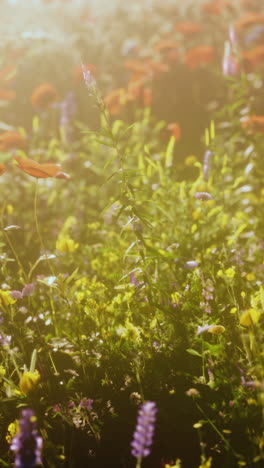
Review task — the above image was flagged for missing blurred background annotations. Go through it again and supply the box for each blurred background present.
[0,0,264,158]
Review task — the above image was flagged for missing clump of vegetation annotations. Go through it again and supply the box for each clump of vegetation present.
[0,0,264,467]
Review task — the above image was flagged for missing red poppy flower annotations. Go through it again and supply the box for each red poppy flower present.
[0,89,16,101]
[0,65,16,84]
[30,83,58,109]
[154,39,179,53]
[241,115,264,133]
[174,22,203,35]
[143,88,153,107]
[13,156,70,179]
[184,46,215,68]
[243,45,264,70]
[167,123,181,141]
[202,1,224,15]
[0,132,27,152]
[235,12,264,31]
[124,59,150,75]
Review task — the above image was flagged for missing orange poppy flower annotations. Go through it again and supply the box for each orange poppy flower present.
[165,50,179,64]
[184,46,215,69]
[30,83,58,109]
[202,1,224,15]
[0,132,27,152]
[127,77,147,100]
[243,45,264,69]
[174,22,203,35]
[104,89,122,115]
[241,115,264,133]
[143,88,153,107]
[0,65,16,84]
[167,122,181,141]
[124,59,150,75]
[146,59,170,74]
[0,164,7,175]
[0,89,16,101]
[73,64,97,82]
[154,39,179,53]
[13,156,70,179]
[240,0,257,7]
[235,12,264,31]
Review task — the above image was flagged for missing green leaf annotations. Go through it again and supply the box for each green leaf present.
[65,267,79,285]
[165,136,175,168]
[94,138,114,148]
[29,349,37,373]
[186,348,202,358]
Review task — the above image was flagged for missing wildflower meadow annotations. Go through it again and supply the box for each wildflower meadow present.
[0,0,264,466]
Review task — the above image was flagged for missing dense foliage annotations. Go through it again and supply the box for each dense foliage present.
[0,0,264,467]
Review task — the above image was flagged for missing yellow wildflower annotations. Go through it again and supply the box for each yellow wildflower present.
[240,308,261,327]
[6,420,19,444]
[247,398,257,405]
[246,273,255,282]
[192,209,202,220]
[19,370,40,395]
[185,155,197,166]
[199,458,212,468]
[165,460,182,468]
[0,290,16,306]
[7,204,14,215]
[225,267,236,279]
[208,325,226,335]
[56,236,79,253]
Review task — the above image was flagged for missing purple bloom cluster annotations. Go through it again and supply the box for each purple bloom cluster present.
[131,401,157,459]
[11,408,43,468]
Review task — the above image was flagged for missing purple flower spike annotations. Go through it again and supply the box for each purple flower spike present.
[11,408,43,468]
[131,401,157,460]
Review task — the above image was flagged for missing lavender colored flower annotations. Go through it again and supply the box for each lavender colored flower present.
[79,398,93,410]
[82,64,96,91]
[22,283,35,297]
[10,290,23,300]
[11,408,43,468]
[184,261,199,270]
[60,92,76,126]
[222,53,238,77]
[222,41,238,77]
[131,401,157,461]
[195,192,213,201]
[0,333,11,347]
[229,25,237,48]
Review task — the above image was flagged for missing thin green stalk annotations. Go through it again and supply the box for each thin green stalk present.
[0,202,28,282]
[34,180,46,256]
[3,231,28,282]
[33,180,56,277]
[34,180,58,335]
[136,457,142,468]
[196,402,240,458]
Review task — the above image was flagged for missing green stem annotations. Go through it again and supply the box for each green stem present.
[34,180,58,335]
[196,402,239,458]
[3,231,28,282]
[34,180,46,255]
[33,180,55,276]
[136,457,142,468]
